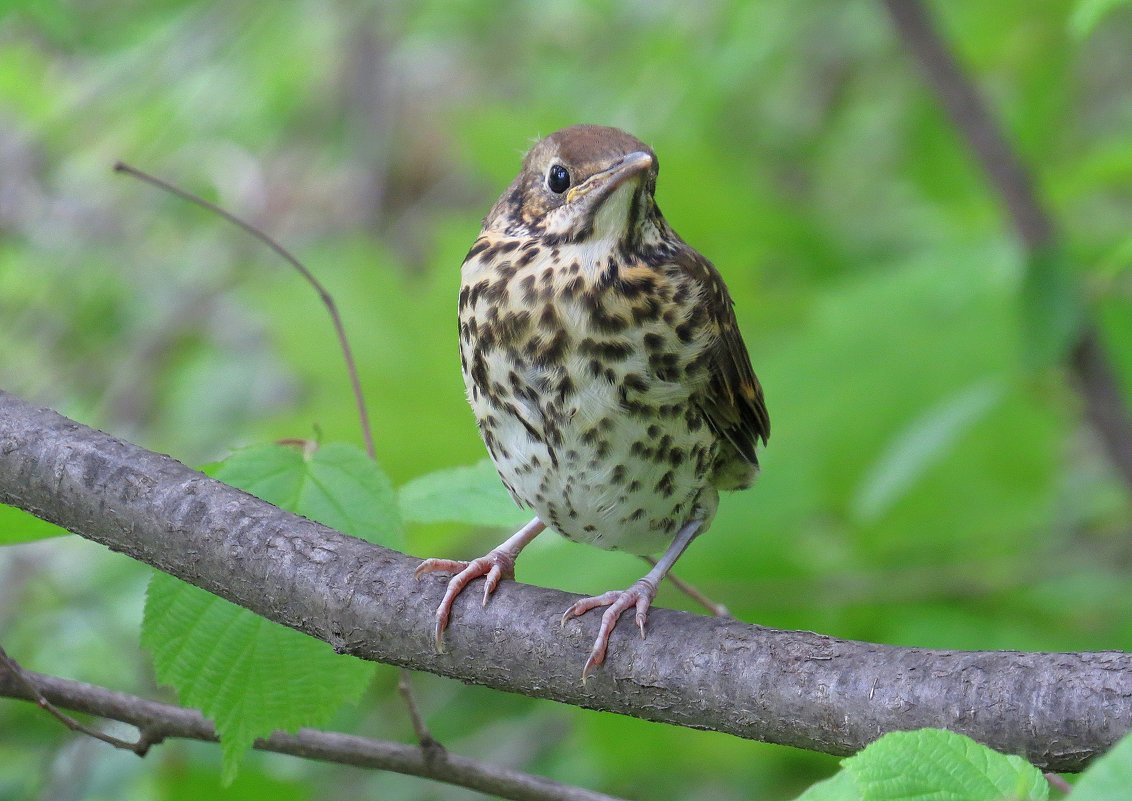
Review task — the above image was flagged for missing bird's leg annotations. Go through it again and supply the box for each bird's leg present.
[562,519,704,680]
[415,517,546,652]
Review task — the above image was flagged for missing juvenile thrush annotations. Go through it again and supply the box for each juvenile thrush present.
[416,124,769,678]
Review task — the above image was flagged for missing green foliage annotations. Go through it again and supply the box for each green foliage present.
[851,379,1006,523]
[143,574,374,784]
[1019,247,1085,369]
[142,444,399,782]
[1069,731,1132,800]
[794,729,1048,801]
[796,729,1132,801]
[0,504,68,545]
[202,443,403,549]
[399,458,529,528]
[1070,0,1132,37]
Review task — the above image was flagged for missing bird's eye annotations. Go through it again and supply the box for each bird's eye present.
[547,164,571,194]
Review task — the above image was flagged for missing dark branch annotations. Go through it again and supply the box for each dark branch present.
[1,390,1129,771]
[0,659,624,801]
[881,0,1132,490]
[0,645,160,755]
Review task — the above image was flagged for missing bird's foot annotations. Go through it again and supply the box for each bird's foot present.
[561,578,658,681]
[414,551,517,652]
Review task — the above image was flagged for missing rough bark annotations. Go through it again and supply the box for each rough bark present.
[1,390,1129,771]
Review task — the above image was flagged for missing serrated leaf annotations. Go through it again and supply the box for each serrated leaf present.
[852,380,1004,523]
[791,769,860,801]
[0,504,69,545]
[211,442,403,547]
[142,442,394,782]
[143,573,373,784]
[399,459,529,529]
[845,729,1048,801]
[1069,730,1132,800]
[1020,247,1084,370]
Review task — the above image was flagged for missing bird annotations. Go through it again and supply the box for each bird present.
[415,124,769,679]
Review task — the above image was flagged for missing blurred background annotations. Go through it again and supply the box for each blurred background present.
[2,1,1131,799]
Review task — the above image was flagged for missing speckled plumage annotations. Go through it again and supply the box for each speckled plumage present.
[418,124,769,676]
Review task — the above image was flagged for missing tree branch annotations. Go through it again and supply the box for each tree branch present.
[0,658,624,801]
[881,0,1132,490]
[1,390,1129,771]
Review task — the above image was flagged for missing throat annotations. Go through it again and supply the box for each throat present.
[556,238,622,283]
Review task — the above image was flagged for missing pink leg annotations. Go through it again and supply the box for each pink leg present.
[415,517,545,652]
[562,519,704,680]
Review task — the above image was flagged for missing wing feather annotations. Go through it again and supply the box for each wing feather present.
[677,249,769,469]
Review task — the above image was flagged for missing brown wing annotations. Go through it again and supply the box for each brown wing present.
[678,249,770,468]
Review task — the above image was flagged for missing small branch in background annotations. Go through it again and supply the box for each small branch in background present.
[0,660,625,801]
[880,0,1132,491]
[0,645,160,756]
[114,163,438,752]
[113,162,376,459]
[398,671,445,762]
[645,558,730,617]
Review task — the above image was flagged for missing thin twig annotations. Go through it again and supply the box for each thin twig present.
[397,671,445,761]
[0,662,626,801]
[879,0,1132,491]
[112,161,375,459]
[644,558,730,617]
[0,645,158,756]
[115,161,438,751]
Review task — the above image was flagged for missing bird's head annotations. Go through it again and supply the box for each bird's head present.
[485,124,661,246]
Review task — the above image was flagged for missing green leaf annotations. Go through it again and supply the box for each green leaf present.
[0,504,69,545]
[1069,730,1132,800]
[143,573,373,784]
[852,379,1005,523]
[844,729,1048,801]
[1019,247,1084,370]
[208,442,403,547]
[399,459,529,529]
[1070,0,1132,38]
[791,769,860,801]
[142,442,396,782]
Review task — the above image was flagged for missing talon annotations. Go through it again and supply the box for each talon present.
[581,653,600,683]
[414,519,545,656]
[563,579,659,678]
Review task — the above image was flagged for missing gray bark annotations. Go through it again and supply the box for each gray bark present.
[1,389,1129,771]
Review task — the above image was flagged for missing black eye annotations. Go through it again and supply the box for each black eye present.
[547,164,571,194]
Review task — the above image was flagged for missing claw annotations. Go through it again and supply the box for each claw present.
[414,519,547,653]
[564,579,658,680]
[415,552,517,652]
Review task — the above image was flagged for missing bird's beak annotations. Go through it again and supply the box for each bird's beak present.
[566,151,654,208]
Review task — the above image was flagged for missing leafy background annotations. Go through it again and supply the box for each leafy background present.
[2,0,1131,799]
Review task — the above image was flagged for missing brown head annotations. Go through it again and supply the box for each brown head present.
[484,124,663,245]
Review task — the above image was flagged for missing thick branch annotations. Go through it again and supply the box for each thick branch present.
[881,0,1132,489]
[1,390,1129,771]
[0,661,623,801]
